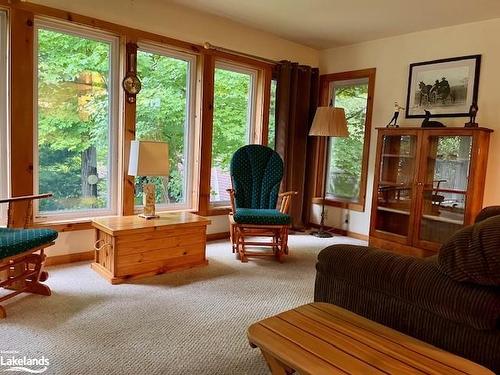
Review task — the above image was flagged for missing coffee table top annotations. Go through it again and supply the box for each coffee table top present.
[248,303,493,375]
[92,212,211,235]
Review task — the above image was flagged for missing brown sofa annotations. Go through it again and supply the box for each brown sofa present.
[314,207,500,374]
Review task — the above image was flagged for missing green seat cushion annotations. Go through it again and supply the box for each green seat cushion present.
[233,208,291,225]
[0,228,58,259]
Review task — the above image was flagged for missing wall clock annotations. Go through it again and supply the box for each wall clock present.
[123,45,141,103]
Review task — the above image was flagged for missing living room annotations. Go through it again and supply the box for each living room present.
[1,0,499,374]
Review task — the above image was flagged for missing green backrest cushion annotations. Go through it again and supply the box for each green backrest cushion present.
[230,144,283,209]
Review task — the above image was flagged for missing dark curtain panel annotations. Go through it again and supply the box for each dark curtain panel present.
[275,61,319,229]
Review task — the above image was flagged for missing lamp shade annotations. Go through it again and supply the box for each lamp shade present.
[128,140,169,177]
[309,107,349,137]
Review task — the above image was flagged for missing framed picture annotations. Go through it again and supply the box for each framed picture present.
[405,55,481,118]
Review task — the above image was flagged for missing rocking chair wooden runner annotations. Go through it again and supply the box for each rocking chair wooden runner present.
[227,145,297,262]
[0,194,58,318]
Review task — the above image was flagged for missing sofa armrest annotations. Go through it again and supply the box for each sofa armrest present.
[315,245,500,330]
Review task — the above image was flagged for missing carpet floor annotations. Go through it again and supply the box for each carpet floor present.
[0,234,364,375]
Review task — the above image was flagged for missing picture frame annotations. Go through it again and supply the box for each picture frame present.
[405,55,481,118]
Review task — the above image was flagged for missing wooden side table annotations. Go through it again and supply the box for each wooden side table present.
[248,303,494,375]
[91,212,211,284]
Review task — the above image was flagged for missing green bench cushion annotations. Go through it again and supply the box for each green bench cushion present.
[0,228,58,259]
[233,208,291,225]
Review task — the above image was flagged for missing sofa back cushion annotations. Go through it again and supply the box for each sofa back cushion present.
[438,215,500,286]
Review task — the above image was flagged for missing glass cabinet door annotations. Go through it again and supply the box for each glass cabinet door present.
[418,135,472,244]
[374,135,417,237]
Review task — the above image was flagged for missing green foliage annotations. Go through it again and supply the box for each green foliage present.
[37,30,254,211]
[327,83,368,199]
[212,68,251,171]
[37,28,111,212]
[135,50,189,205]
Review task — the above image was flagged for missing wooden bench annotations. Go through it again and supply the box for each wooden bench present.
[248,303,494,375]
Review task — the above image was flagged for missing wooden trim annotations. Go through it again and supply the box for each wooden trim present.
[312,197,364,212]
[202,206,231,216]
[206,231,230,241]
[122,39,138,215]
[207,48,274,70]
[197,53,215,216]
[314,68,376,213]
[45,250,94,267]
[10,8,34,202]
[33,219,93,232]
[3,0,202,55]
[259,66,272,146]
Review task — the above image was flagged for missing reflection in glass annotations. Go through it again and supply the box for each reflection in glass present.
[420,136,472,243]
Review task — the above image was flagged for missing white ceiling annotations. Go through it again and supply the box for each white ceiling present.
[167,0,500,49]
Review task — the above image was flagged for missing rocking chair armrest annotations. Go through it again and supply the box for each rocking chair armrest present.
[278,191,297,214]
[0,193,53,204]
[278,191,298,198]
[226,189,236,214]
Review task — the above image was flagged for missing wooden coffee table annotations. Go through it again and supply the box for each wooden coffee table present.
[248,303,493,375]
[91,212,211,284]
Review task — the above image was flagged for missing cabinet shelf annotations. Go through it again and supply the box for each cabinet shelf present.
[421,214,463,225]
[377,207,410,215]
[382,154,414,158]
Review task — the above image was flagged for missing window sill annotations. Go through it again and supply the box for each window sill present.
[33,218,94,232]
[312,197,365,212]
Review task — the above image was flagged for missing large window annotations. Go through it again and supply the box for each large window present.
[34,20,119,218]
[321,69,375,210]
[210,63,256,204]
[0,10,8,222]
[135,44,196,210]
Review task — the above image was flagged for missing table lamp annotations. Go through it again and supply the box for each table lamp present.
[128,140,169,219]
[309,106,349,237]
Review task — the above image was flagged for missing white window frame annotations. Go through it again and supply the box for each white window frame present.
[134,42,198,212]
[210,61,258,206]
[0,9,9,224]
[33,18,120,221]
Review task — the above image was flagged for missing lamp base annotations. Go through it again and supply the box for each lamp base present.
[310,230,333,238]
[138,214,160,220]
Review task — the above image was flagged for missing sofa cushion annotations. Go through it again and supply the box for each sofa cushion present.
[0,228,58,259]
[316,245,500,330]
[233,208,291,225]
[438,215,500,286]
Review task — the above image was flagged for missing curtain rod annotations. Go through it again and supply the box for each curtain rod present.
[203,42,278,65]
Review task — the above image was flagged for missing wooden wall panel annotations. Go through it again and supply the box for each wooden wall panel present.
[10,8,34,198]
[197,54,215,215]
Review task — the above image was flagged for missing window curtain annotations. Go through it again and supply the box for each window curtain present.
[275,61,319,229]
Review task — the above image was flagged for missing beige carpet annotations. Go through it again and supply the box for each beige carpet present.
[0,234,365,375]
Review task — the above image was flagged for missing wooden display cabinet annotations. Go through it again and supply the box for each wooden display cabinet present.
[369,127,492,257]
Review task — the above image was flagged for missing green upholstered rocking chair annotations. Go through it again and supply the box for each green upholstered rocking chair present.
[227,144,297,262]
[0,193,58,318]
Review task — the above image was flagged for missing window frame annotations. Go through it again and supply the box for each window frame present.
[0,9,9,223]
[133,41,198,213]
[209,60,259,208]
[314,68,376,212]
[32,18,121,221]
